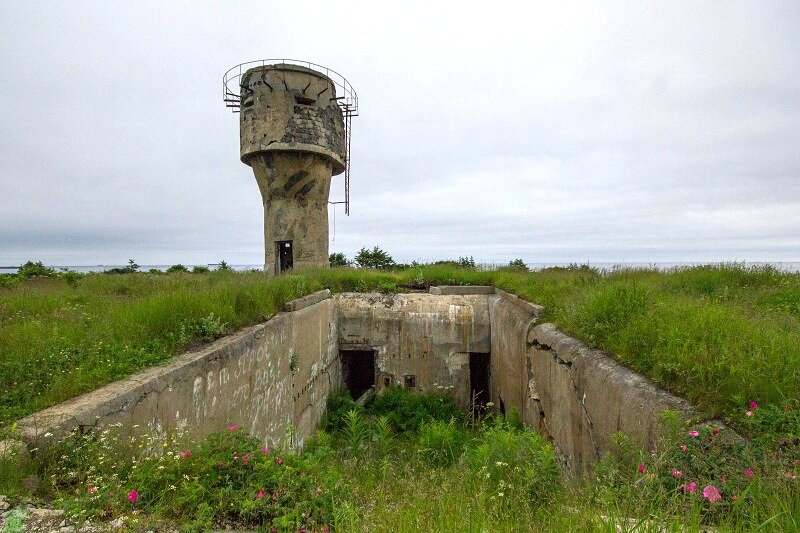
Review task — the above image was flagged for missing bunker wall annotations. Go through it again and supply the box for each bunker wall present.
[489,290,695,474]
[336,292,490,409]
[16,290,339,449]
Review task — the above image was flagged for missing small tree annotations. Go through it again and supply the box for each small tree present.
[354,246,395,270]
[17,261,56,280]
[216,260,232,272]
[329,252,349,268]
[506,259,530,272]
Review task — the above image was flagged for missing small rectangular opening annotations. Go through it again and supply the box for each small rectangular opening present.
[469,352,490,410]
[276,240,293,274]
[404,374,416,388]
[340,349,375,400]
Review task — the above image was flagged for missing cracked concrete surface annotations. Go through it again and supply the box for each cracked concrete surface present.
[14,287,721,477]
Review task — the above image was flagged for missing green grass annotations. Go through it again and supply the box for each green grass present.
[2,264,800,429]
[3,387,796,531]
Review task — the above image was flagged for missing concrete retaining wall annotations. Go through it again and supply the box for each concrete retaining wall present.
[489,290,696,474]
[16,290,339,449]
[14,287,708,477]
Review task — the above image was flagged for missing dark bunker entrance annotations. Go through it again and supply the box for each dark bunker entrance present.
[341,349,376,400]
[469,352,490,410]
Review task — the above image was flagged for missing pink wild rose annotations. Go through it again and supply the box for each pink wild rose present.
[276,457,284,466]
[703,484,722,503]
[745,411,753,417]
[179,450,192,458]
[127,489,139,503]
[637,464,646,474]
[257,490,266,500]
[261,446,270,455]
[682,481,697,494]
[744,468,754,479]
[227,424,238,431]
[671,469,684,478]
[688,430,700,438]
[749,401,758,410]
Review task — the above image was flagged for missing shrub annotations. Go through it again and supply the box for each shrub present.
[166,264,189,273]
[192,266,210,274]
[17,261,57,279]
[51,426,338,531]
[354,246,395,270]
[329,252,348,268]
[416,419,467,467]
[321,387,361,432]
[466,424,559,505]
[365,387,462,433]
[504,259,530,272]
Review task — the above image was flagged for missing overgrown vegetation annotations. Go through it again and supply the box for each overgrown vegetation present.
[2,262,800,432]
[2,388,796,531]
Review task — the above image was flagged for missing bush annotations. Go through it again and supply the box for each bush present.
[192,266,210,274]
[51,426,339,531]
[17,261,57,279]
[166,264,190,274]
[504,259,530,272]
[416,419,467,467]
[466,424,559,505]
[329,252,348,268]
[321,387,361,432]
[365,387,462,433]
[104,259,139,275]
[354,246,395,270]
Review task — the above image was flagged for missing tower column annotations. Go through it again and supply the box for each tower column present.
[250,152,333,275]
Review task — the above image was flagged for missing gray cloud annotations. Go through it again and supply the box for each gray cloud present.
[1,1,798,266]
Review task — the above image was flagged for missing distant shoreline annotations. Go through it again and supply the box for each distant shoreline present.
[3,261,800,275]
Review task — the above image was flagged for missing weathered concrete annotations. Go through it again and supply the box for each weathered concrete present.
[337,292,491,409]
[238,64,346,274]
[15,287,714,478]
[429,285,496,295]
[283,289,331,312]
[16,293,340,449]
[489,291,696,475]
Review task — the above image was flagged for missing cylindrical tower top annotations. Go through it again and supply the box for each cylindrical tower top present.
[224,59,358,215]
[236,63,346,174]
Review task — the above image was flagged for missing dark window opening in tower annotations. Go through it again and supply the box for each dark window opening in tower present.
[340,349,375,400]
[294,95,316,105]
[276,241,293,274]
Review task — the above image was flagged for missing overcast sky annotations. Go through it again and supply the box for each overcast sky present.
[1,1,798,266]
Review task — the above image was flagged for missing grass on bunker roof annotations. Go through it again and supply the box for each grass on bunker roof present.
[1,263,799,428]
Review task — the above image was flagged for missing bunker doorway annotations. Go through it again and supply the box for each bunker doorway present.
[276,241,293,273]
[341,349,375,400]
[469,352,490,411]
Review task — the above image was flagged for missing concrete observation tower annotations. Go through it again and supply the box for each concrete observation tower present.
[223,60,358,274]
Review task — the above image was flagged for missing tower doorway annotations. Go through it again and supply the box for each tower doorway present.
[276,241,293,273]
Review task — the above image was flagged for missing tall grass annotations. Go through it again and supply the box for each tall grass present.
[2,264,799,429]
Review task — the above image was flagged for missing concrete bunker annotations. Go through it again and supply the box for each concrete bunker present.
[16,286,703,476]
